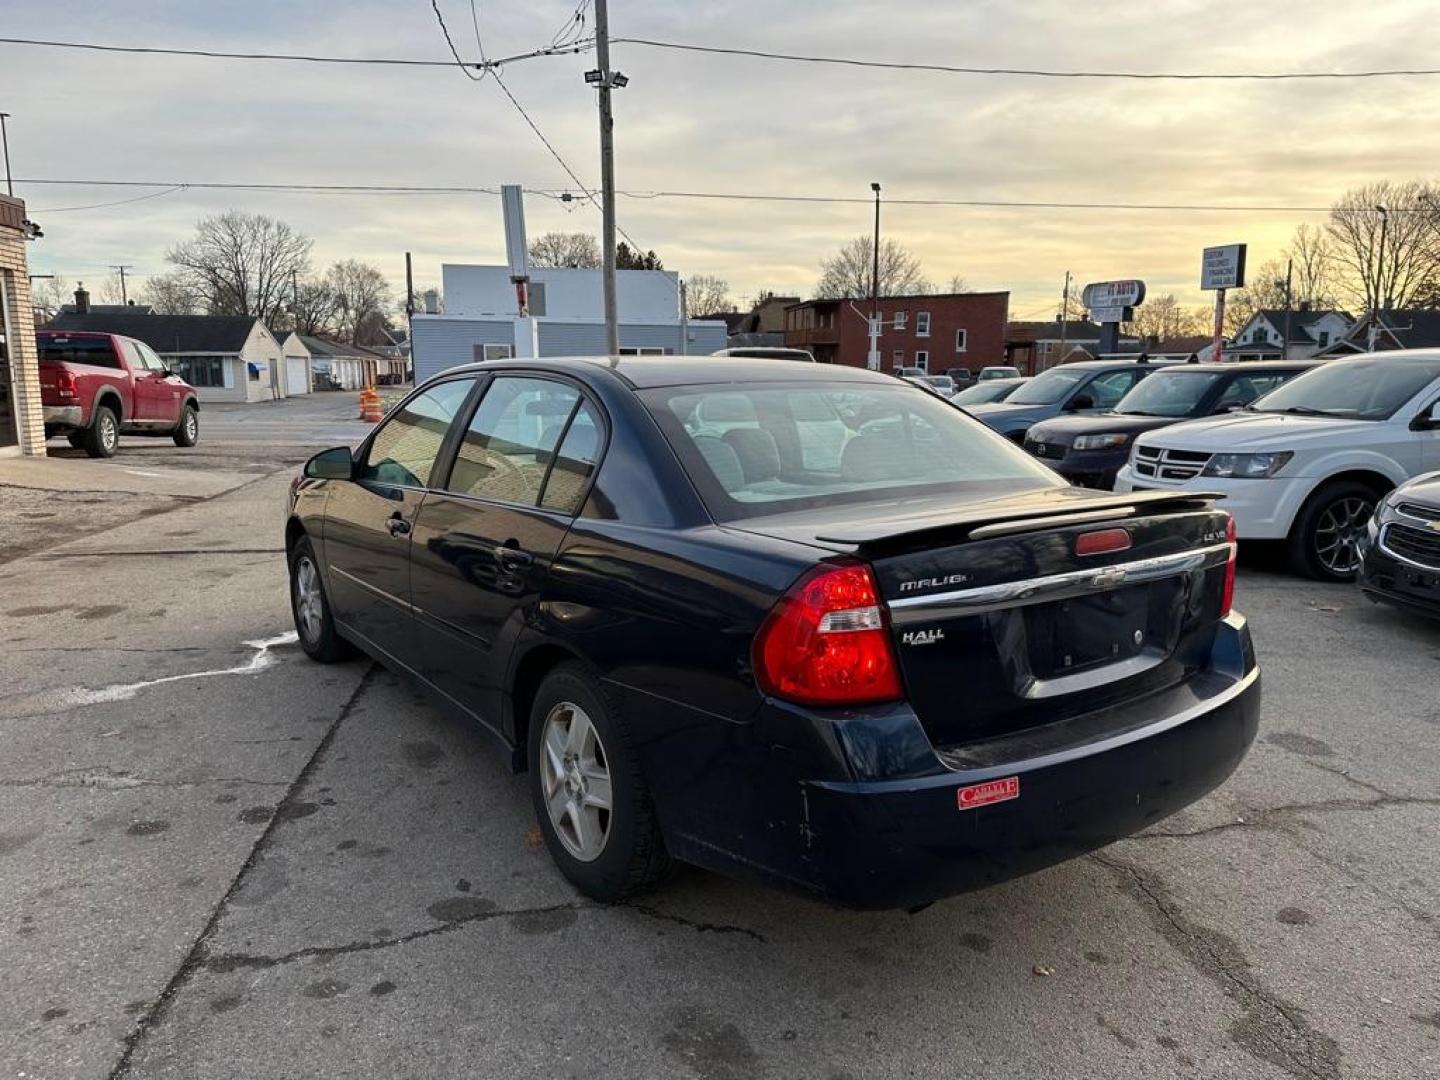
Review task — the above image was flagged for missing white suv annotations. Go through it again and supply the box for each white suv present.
[1115,351,1440,580]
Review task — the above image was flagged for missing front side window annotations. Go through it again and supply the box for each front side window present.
[916,312,931,336]
[138,343,167,371]
[1084,369,1143,409]
[647,382,1058,521]
[359,378,474,488]
[446,376,579,505]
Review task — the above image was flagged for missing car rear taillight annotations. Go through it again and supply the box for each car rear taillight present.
[1220,514,1238,616]
[55,369,77,399]
[753,562,903,707]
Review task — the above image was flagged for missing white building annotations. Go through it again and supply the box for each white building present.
[1225,307,1352,361]
[411,188,726,383]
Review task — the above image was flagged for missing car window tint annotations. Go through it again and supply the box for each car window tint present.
[540,400,603,514]
[1086,370,1142,408]
[359,379,474,488]
[448,377,579,505]
[648,382,1059,521]
[138,343,167,371]
[120,340,151,371]
[37,337,121,368]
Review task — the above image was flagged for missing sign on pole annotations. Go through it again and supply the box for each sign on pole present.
[1081,280,1146,310]
[1201,244,1246,290]
[1088,305,1133,324]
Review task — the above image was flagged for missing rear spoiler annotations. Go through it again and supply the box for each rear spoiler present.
[815,489,1223,553]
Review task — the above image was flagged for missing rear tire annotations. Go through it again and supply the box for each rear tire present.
[82,405,119,458]
[1287,480,1380,582]
[528,662,672,902]
[288,535,355,663]
[172,404,199,447]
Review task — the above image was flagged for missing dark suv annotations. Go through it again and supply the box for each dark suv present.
[1025,362,1318,489]
[965,359,1158,443]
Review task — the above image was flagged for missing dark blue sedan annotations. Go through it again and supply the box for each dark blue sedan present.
[285,356,1259,910]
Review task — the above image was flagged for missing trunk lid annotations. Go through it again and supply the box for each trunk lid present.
[735,489,1231,751]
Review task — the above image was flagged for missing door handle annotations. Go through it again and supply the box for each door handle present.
[386,513,412,538]
[494,543,533,569]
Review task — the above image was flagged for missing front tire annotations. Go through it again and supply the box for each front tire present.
[82,405,119,458]
[288,535,355,662]
[1287,480,1379,581]
[172,404,199,447]
[528,663,671,902]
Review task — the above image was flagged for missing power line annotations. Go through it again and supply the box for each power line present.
[430,0,484,81]
[611,37,1440,81]
[28,184,188,213]
[21,176,1436,215]
[0,34,589,71]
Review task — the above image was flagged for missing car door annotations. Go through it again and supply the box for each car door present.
[322,377,478,668]
[409,375,603,729]
[136,342,185,424]
[119,340,167,423]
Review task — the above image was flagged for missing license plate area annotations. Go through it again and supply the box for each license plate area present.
[1026,579,1181,680]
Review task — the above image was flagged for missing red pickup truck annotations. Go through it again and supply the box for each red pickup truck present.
[38,331,200,458]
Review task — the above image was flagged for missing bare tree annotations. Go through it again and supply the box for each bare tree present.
[95,271,129,306]
[528,232,600,269]
[1288,222,1340,308]
[1325,181,1440,311]
[166,211,313,322]
[291,278,340,336]
[139,271,200,315]
[1127,294,1207,342]
[1224,260,1291,336]
[684,274,733,318]
[325,260,394,345]
[942,274,968,294]
[30,274,72,320]
[816,236,928,298]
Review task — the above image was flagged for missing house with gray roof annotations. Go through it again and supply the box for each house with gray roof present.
[1316,309,1440,356]
[1225,307,1352,361]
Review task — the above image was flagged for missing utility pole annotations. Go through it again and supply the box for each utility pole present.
[0,113,11,197]
[1370,204,1389,351]
[110,264,134,305]
[592,0,621,357]
[870,181,881,371]
[291,268,301,331]
[1281,259,1293,360]
[679,279,689,356]
[1057,269,1071,373]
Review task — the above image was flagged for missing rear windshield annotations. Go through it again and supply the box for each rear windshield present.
[644,382,1060,521]
[1005,366,1088,405]
[1250,359,1440,421]
[38,336,118,368]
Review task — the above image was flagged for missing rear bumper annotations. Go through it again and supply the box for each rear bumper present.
[654,615,1260,910]
[43,405,83,429]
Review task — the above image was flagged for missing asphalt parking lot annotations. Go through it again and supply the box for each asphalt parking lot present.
[2,393,1438,1080]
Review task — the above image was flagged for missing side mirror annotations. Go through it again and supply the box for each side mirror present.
[303,445,355,480]
[1413,402,1440,431]
[1067,394,1095,411]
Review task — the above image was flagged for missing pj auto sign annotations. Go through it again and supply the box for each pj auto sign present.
[1082,280,1146,311]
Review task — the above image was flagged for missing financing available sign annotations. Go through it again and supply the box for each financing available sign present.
[1201,244,1247,290]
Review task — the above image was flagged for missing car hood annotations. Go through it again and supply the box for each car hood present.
[1134,412,1385,451]
[1027,413,1185,443]
[1393,470,1440,510]
[963,401,1057,430]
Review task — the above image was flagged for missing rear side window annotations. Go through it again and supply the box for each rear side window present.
[38,336,120,369]
[646,382,1059,521]
[359,379,474,488]
[540,401,603,513]
[446,376,579,506]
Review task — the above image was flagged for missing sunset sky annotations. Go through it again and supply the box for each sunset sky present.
[5,0,1440,317]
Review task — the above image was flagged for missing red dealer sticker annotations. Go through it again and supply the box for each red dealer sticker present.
[957,776,1020,811]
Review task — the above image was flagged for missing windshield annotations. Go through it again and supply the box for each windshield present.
[1249,359,1440,421]
[1005,367,1088,406]
[1117,370,1223,417]
[953,380,1018,405]
[644,382,1060,521]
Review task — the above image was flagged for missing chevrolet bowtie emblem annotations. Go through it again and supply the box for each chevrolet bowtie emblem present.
[1090,567,1129,588]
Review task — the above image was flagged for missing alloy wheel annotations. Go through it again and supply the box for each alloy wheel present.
[294,556,324,644]
[185,411,198,441]
[1314,495,1372,575]
[100,414,117,452]
[540,701,613,862]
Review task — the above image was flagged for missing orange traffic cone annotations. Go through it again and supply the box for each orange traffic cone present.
[359,387,383,422]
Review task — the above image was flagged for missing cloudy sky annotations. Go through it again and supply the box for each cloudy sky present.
[4,0,1439,317]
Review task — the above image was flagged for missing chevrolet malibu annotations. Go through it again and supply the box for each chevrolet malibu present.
[285,357,1259,910]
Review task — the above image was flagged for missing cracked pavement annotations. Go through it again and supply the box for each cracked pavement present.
[2,395,1439,1079]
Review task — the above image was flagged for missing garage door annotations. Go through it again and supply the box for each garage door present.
[285,356,310,396]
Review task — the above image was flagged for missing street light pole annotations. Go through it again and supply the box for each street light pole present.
[0,113,11,197]
[870,182,881,371]
[1281,259,1293,360]
[594,0,620,357]
[1371,204,1389,350]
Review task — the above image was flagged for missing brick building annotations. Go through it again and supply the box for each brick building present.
[783,291,1009,373]
[0,194,43,456]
